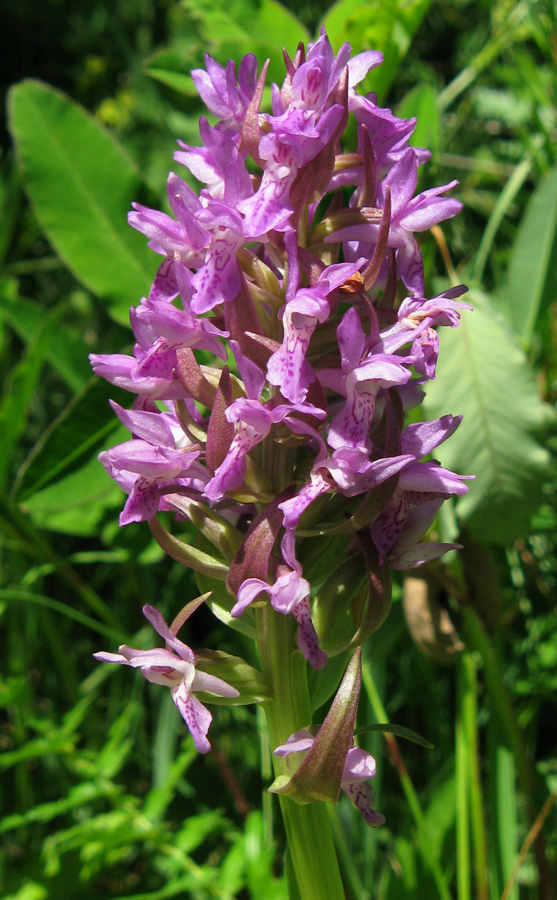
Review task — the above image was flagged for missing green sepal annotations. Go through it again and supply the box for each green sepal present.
[269,648,362,804]
[195,571,256,639]
[195,649,269,705]
[148,516,228,580]
[312,536,391,655]
[166,495,242,563]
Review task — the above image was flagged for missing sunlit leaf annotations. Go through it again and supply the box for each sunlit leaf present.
[8,80,155,322]
[323,0,432,101]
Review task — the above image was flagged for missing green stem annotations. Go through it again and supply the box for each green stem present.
[257,606,346,900]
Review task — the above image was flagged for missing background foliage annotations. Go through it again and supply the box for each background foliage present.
[1,1,556,898]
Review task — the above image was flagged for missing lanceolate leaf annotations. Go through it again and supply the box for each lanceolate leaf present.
[423,289,552,545]
[8,80,155,321]
[353,722,434,749]
[503,166,557,349]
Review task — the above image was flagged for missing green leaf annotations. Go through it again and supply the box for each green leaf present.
[353,722,434,749]
[195,649,269,704]
[423,289,553,545]
[0,301,67,490]
[0,589,126,643]
[14,376,130,502]
[8,80,155,322]
[323,0,432,102]
[196,571,256,639]
[20,451,122,536]
[503,166,557,349]
[181,0,309,84]
[397,84,441,160]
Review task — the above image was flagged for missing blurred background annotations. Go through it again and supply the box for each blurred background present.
[1,1,556,898]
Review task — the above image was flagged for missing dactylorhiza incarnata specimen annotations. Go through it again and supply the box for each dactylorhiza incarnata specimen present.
[92,29,472,847]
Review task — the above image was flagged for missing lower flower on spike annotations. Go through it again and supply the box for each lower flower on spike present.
[94,604,239,753]
[274,729,385,826]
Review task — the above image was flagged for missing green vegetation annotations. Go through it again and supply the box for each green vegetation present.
[1,1,556,897]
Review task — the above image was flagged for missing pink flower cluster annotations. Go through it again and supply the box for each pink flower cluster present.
[92,30,471,781]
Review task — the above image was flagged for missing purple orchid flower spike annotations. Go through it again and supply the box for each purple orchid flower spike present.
[274,729,385,826]
[94,604,239,753]
[90,31,472,877]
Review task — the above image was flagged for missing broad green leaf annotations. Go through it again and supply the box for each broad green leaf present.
[323,0,432,102]
[0,278,92,391]
[503,166,557,349]
[145,66,198,97]
[8,80,155,322]
[423,289,552,545]
[144,48,199,97]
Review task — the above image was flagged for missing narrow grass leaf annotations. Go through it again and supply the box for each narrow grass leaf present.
[503,166,557,349]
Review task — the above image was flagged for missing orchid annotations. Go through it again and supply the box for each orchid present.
[91,28,471,899]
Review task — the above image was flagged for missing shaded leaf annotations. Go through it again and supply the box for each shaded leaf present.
[353,722,434,749]
[20,452,122,536]
[0,279,92,391]
[15,377,130,502]
[423,289,552,544]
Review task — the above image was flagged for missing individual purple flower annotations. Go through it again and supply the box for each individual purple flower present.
[94,604,239,753]
[328,148,462,293]
[267,260,364,404]
[348,91,431,173]
[274,729,385,826]
[377,286,471,356]
[232,567,327,670]
[175,118,252,205]
[370,416,474,566]
[128,173,208,303]
[99,402,204,525]
[318,307,411,451]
